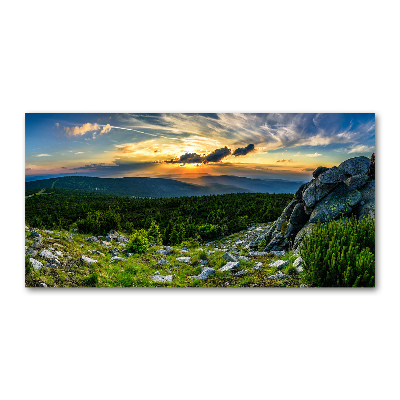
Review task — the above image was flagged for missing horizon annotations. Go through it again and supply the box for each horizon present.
[25,113,375,181]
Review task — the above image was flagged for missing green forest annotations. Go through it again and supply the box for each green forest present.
[25,189,293,244]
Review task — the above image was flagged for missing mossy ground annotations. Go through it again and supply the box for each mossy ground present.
[25,225,306,288]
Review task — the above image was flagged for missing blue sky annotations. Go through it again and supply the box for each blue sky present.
[25,113,375,181]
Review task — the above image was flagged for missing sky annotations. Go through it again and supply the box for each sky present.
[25,113,375,181]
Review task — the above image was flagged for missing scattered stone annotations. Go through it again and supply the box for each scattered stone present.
[54,251,63,257]
[293,257,303,272]
[253,262,263,271]
[248,251,271,256]
[155,246,173,255]
[39,249,56,260]
[126,253,135,257]
[238,255,250,262]
[150,274,173,283]
[157,258,169,265]
[200,259,209,266]
[269,260,289,269]
[30,258,43,270]
[91,250,105,256]
[176,257,191,263]
[110,256,127,262]
[38,282,47,287]
[81,255,98,265]
[86,236,100,243]
[26,248,37,256]
[267,271,289,280]
[219,261,240,272]
[223,252,238,262]
[193,267,215,280]
[66,236,74,243]
[270,250,286,257]
[233,270,248,277]
[300,284,308,288]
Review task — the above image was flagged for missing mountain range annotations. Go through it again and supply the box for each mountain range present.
[25,175,306,198]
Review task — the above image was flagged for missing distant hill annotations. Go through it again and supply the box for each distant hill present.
[25,175,305,198]
[178,175,306,194]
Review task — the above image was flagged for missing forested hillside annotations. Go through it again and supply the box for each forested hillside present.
[25,189,293,244]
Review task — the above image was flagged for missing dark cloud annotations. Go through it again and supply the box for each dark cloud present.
[179,153,204,163]
[276,159,293,163]
[204,146,231,163]
[233,144,255,156]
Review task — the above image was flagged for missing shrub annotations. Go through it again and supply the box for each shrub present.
[126,229,149,254]
[197,224,224,241]
[147,221,162,245]
[25,254,33,275]
[300,216,375,287]
[281,221,289,234]
[258,238,267,251]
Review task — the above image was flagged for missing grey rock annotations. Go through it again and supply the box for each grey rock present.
[270,250,286,257]
[300,284,308,288]
[248,251,271,256]
[238,255,250,262]
[193,267,215,280]
[309,183,362,223]
[253,262,263,271]
[31,230,41,238]
[43,230,53,234]
[66,236,74,243]
[200,259,209,266]
[156,258,169,265]
[267,271,289,280]
[54,251,63,257]
[345,174,369,190]
[86,236,100,243]
[293,257,303,272]
[303,179,338,208]
[91,250,105,256]
[176,257,191,263]
[223,252,238,262]
[289,203,309,226]
[81,255,98,265]
[313,166,329,178]
[110,256,128,262]
[338,156,371,177]
[39,249,55,260]
[269,260,289,269]
[150,274,173,283]
[38,282,48,287]
[318,166,346,184]
[30,258,43,270]
[31,241,43,249]
[293,222,317,250]
[219,261,240,272]
[126,253,135,257]
[26,248,38,256]
[233,270,248,277]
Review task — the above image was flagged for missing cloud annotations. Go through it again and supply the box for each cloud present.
[117,145,134,153]
[37,154,51,157]
[64,123,100,137]
[233,144,255,156]
[75,152,85,154]
[101,124,112,134]
[179,153,204,163]
[348,145,375,154]
[304,153,322,157]
[204,146,231,163]
[276,159,293,163]
[165,146,232,164]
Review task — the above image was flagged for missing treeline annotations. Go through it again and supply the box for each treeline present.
[25,189,293,244]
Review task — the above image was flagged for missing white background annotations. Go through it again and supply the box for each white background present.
[1,1,399,399]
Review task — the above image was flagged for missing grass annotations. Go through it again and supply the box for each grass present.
[25,223,306,288]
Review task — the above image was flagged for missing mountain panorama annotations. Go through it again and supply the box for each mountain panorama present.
[25,113,375,288]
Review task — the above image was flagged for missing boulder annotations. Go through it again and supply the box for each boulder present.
[318,166,346,184]
[269,260,289,269]
[293,222,317,250]
[338,156,371,177]
[368,153,375,179]
[193,267,215,280]
[156,258,169,265]
[219,261,240,272]
[233,270,248,277]
[308,183,362,223]
[345,174,369,190]
[289,203,308,226]
[293,257,303,272]
[313,166,329,178]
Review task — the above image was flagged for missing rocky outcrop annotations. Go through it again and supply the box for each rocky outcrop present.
[251,155,375,252]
